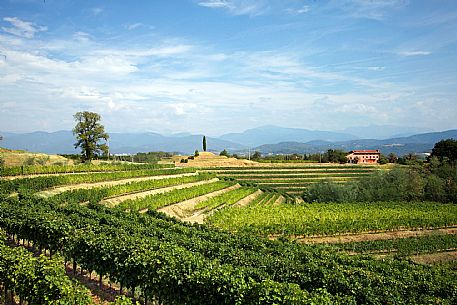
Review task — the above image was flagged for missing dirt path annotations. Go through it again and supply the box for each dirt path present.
[232,190,263,208]
[101,178,219,208]
[158,184,241,221]
[183,187,261,224]
[271,195,285,206]
[289,227,457,244]
[410,250,457,265]
[37,172,198,197]
[0,170,122,180]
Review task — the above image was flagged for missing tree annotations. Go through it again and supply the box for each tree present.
[378,154,388,165]
[194,150,199,157]
[431,139,457,163]
[324,149,347,163]
[252,151,261,160]
[219,149,229,157]
[73,111,109,162]
[202,136,207,152]
[388,153,398,163]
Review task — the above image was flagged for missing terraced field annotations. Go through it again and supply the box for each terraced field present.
[202,164,382,194]
[0,162,456,304]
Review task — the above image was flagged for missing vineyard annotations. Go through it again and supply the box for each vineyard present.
[201,164,381,194]
[0,161,456,304]
[207,201,457,236]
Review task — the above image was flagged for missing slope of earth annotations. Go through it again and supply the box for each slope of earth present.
[0,147,72,167]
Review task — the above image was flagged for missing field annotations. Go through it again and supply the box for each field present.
[0,157,456,304]
[201,164,382,194]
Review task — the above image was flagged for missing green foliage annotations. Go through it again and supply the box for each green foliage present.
[431,138,457,163]
[203,135,207,152]
[54,173,214,204]
[334,234,457,257]
[73,111,109,162]
[195,149,199,157]
[323,149,348,163]
[112,296,139,305]
[0,162,173,176]
[194,187,256,210]
[117,180,232,211]
[378,154,388,164]
[303,164,457,203]
[207,165,378,195]
[132,151,174,163]
[251,151,262,160]
[219,149,229,157]
[0,197,455,304]
[207,201,457,236]
[388,153,398,163]
[0,167,193,194]
[0,240,93,304]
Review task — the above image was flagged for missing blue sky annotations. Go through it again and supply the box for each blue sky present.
[0,0,456,136]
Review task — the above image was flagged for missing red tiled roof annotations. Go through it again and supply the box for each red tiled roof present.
[350,150,380,154]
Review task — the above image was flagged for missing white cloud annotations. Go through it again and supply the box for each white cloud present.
[168,103,198,116]
[398,51,431,56]
[2,17,47,38]
[367,66,385,71]
[91,7,104,16]
[124,23,155,31]
[73,31,91,42]
[285,5,310,15]
[334,0,408,20]
[0,15,455,134]
[198,1,231,8]
[197,0,267,16]
[297,5,310,14]
[126,23,143,30]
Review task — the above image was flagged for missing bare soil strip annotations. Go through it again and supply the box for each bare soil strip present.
[232,190,263,208]
[203,168,378,173]
[184,188,262,224]
[158,184,241,222]
[271,195,285,206]
[101,177,219,208]
[410,250,457,265]
[37,172,198,197]
[235,177,359,181]
[1,171,120,181]
[288,227,457,244]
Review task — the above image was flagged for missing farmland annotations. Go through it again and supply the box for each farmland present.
[206,201,457,236]
[201,164,381,194]
[0,159,456,304]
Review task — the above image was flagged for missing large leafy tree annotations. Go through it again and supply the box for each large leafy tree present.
[73,111,109,162]
[431,138,457,163]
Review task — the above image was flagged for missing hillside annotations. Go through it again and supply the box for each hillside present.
[0,147,72,167]
[1,128,456,156]
[1,131,245,155]
[250,129,457,155]
[220,125,357,147]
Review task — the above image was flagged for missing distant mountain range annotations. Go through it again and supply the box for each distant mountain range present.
[249,130,457,156]
[0,126,456,156]
[0,131,245,155]
[220,125,357,147]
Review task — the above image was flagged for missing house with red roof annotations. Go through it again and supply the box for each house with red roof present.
[346,150,380,164]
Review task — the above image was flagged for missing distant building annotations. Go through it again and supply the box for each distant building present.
[346,150,380,164]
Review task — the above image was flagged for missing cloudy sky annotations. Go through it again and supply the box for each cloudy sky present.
[0,0,456,135]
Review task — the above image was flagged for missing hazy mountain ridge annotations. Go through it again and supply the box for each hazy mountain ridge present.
[0,127,455,156]
[0,131,246,155]
[251,130,457,156]
[220,125,357,147]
